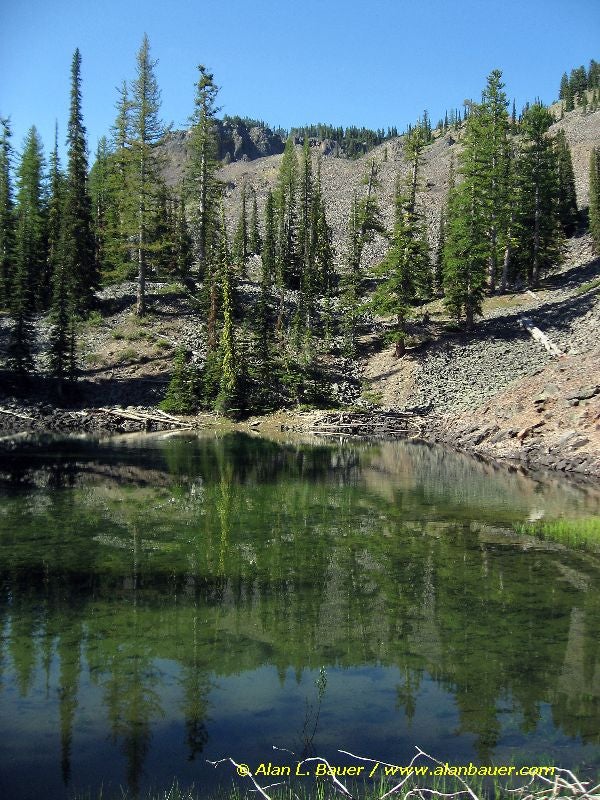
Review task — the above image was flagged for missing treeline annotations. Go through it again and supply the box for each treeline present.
[288,123,399,158]
[558,59,600,113]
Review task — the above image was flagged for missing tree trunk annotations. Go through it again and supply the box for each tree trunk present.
[532,184,541,287]
[136,152,146,316]
[394,314,405,358]
[499,214,513,293]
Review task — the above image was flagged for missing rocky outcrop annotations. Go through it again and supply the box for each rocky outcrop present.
[161,119,285,185]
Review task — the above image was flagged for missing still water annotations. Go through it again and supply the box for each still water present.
[0,432,599,798]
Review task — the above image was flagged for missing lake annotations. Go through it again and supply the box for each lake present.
[0,432,599,799]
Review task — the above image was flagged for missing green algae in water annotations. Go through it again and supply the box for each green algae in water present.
[0,433,600,800]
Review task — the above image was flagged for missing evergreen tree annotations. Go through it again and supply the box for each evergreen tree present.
[187,65,220,280]
[9,126,46,375]
[173,194,193,280]
[0,118,15,309]
[559,72,569,101]
[460,70,512,294]
[232,183,248,273]
[589,147,600,254]
[311,157,334,299]
[262,189,276,282]
[215,206,239,416]
[105,80,134,280]
[342,159,385,355]
[88,136,111,283]
[61,48,97,311]
[249,187,261,256]
[48,250,77,387]
[160,347,197,413]
[443,179,488,328]
[554,130,578,236]
[514,103,562,287]
[371,164,430,357]
[276,136,301,291]
[129,34,168,315]
[14,126,46,312]
[434,210,445,294]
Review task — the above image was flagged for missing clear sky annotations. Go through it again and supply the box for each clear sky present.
[1,0,599,160]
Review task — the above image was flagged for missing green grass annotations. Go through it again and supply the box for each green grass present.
[114,347,139,363]
[86,310,104,327]
[514,516,600,551]
[573,276,600,297]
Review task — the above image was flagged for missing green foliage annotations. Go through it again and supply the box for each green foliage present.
[288,123,397,158]
[61,49,97,311]
[129,34,169,315]
[0,118,16,309]
[232,183,248,273]
[248,187,261,256]
[187,64,221,279]
[160,348,198,414]
[513,103,562,286]
[443,180,488,328]
[371,137,431,355]
[14,125,47,311]
[554,129,578,237]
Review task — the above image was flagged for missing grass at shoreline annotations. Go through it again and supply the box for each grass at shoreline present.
[514,516,600,551]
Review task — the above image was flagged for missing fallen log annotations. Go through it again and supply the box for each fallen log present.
[519,317,564,357]
[98,407,192,428]
[0,407,35,421]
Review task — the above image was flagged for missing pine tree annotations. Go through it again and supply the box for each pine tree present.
[554,130,578,236]
[48,250,77,387]
[232,183,248,273]
[9,127,46,375]
[14,126,46,311]
[88,136,111,283]
[61,48,97,311]
[262,189,276,285]
[589,147,600,254]
[105,80,134,280]
[215,206,239,416]
[371,168,430,357]
[460,70,512,294]
[129,34,168,315]
[161,347,197,413]
[559,72,569,101]
[342,158,385,355]
[0,118,16,309]
[276,136,300,292]
[173,194,193,280]
[187,65,221,280]
[249,187,261,256]
[443,179,487,328]
[311,157,334,299]
[514,103,562,287]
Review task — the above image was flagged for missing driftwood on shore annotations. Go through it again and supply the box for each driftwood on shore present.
[308,411,424,439]
[97,407,193,429]
[0,407,35,421]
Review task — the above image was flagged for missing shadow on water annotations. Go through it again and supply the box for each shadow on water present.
[1,433,600,799]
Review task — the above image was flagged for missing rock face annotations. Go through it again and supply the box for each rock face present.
[161,119,285,185]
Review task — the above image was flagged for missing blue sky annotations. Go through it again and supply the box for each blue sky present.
[1,0,599,160]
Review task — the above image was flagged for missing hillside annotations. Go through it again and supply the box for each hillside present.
[1,103,599,478]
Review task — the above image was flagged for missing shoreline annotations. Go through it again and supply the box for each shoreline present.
[1,402,599,482]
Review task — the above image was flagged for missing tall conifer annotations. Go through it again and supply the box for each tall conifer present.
[129,34,167,315]
[0,118,15,309]
[61,48,96,310]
